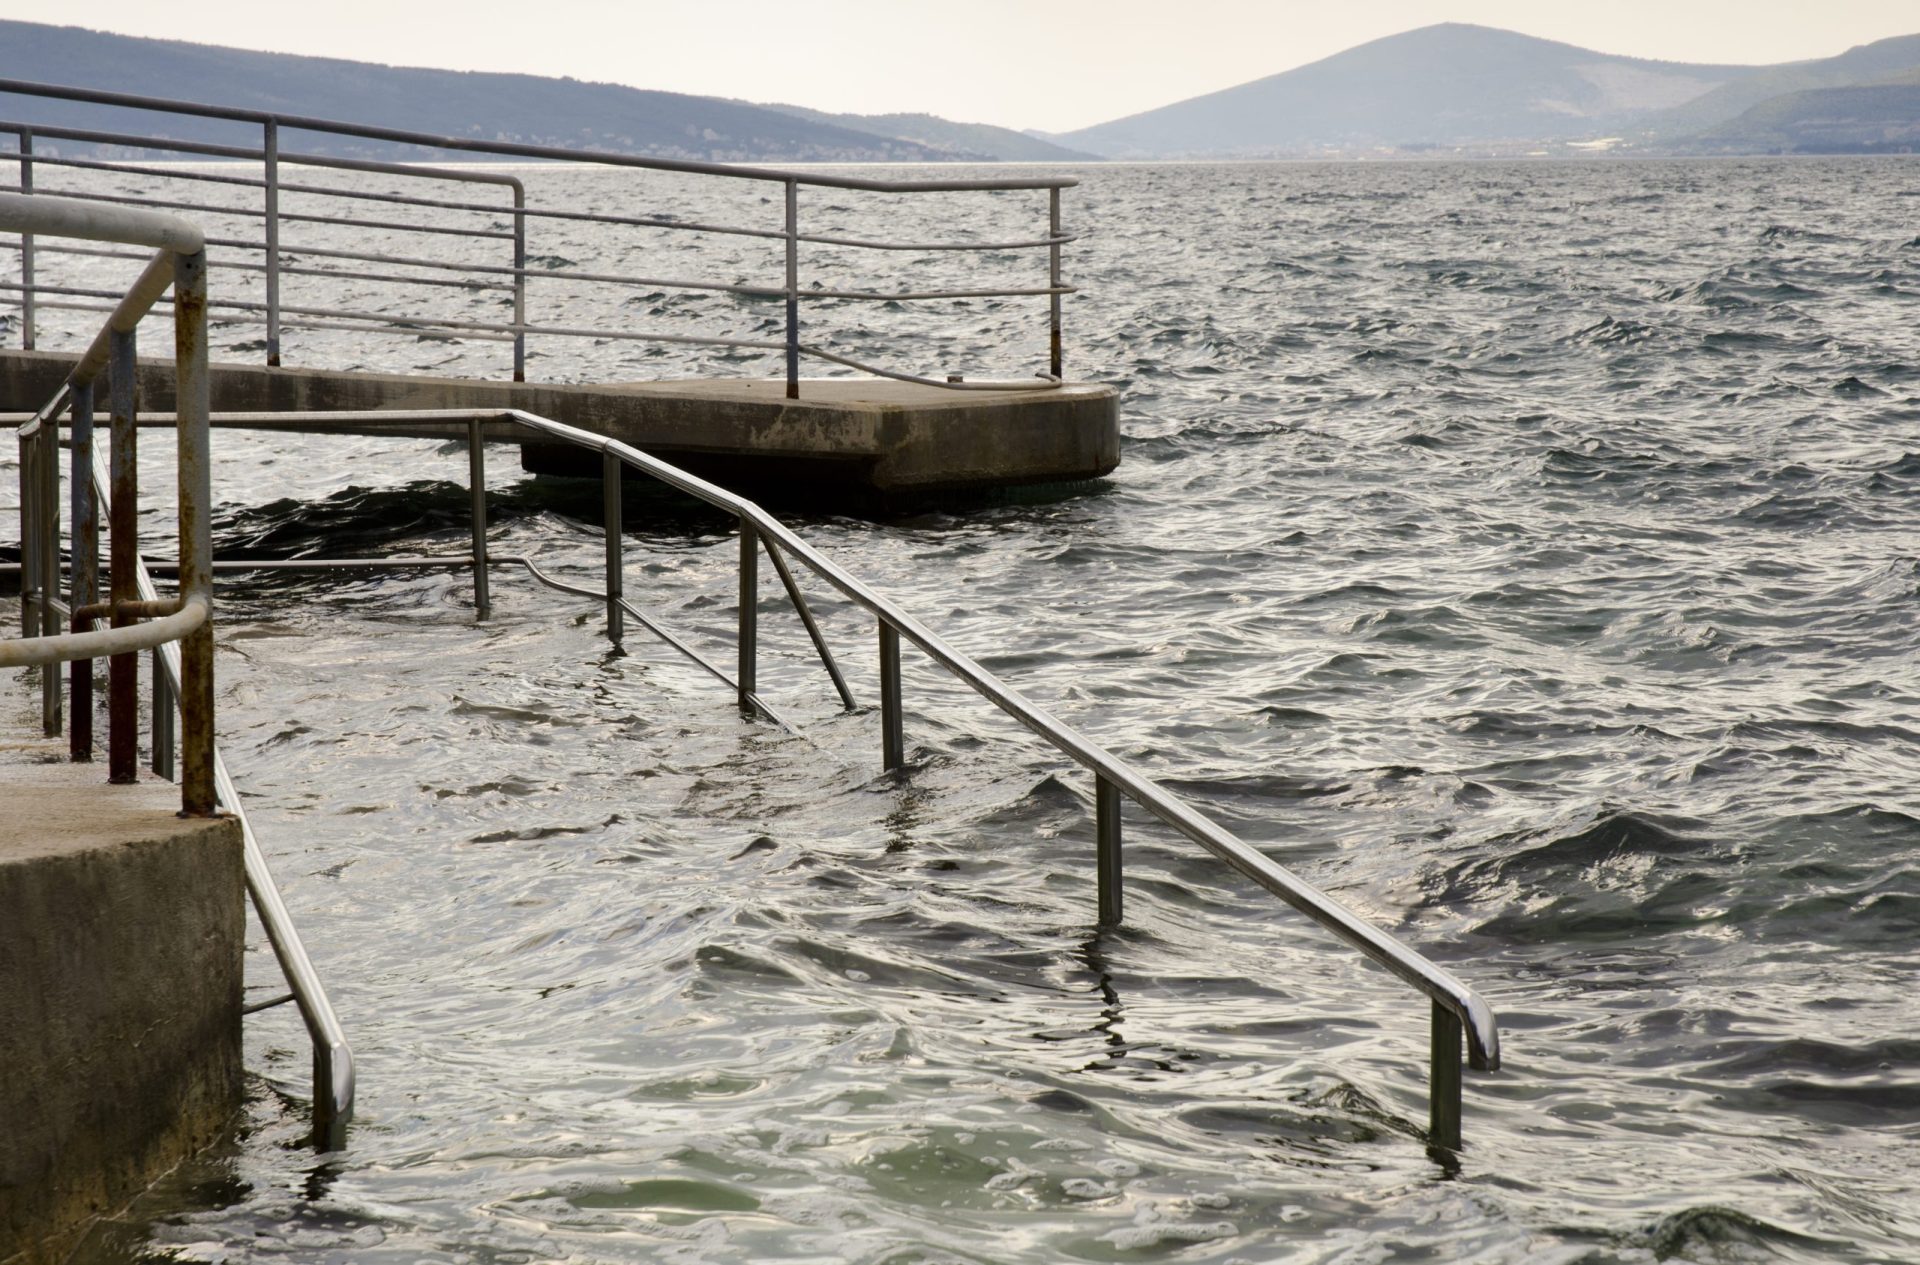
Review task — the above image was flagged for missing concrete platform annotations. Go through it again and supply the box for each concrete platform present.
[0,351,1120,503]
[0,710,243,1264]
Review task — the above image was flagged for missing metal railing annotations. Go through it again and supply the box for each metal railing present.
[2,192,353,1148]
[0,80,1079,396]
[144,404,1503,1150]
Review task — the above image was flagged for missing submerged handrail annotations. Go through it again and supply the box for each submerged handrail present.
[0,79,1079,392]
[180,405,1501,1148]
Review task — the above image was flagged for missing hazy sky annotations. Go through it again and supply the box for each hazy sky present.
[7,1,1919,132]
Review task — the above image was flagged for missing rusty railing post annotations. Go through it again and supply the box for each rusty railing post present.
[68,381,96,761]
[1096,774,1122,926]
[879,622,903,773]
[1049,186,1062,380]
[467,419,490,620]
[173,248,216,814]
[603,451,622,644]
[784,178,799,400]
[107,327,138,782]
[18,128,33,351]
[737,516,758,713]
[263,119,281,366]
[38,415,58,736]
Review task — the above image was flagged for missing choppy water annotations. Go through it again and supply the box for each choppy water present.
[10,157,1920,1262]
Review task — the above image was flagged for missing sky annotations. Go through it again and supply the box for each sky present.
[5,1,1918,133]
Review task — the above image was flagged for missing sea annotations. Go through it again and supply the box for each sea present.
[9,155,1920,1263]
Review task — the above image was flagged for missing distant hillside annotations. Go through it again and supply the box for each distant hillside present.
[761,105,1100,162]
[1645,33,1920,138]
[1060,24,1758,157]
[0,20,967,162]
[1691,80,1920,153]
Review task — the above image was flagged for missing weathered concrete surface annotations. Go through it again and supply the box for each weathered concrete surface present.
[0,350,1120,499]
[0,729,243,1265]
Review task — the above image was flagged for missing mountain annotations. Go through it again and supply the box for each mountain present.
[0,20,971,162]
[759,105,1100,162]
[1641,33,1920,139]
[1688,77,1920,153]
[1060,24,1759,158]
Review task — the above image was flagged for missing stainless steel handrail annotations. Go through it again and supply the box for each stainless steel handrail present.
[3,191,354,1148]
[0,80,1080,391]
[172,405,1501,1149]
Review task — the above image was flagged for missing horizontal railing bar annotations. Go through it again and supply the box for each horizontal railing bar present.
[19,186,514,240]
[7,241,514,293]
[1,79,1079,193]
[241,992,297,1015]
[5,149,518,218]
[26,187,267,221]
[0,119,526,190]
[0,192,202,254]
[797,231,1076,253]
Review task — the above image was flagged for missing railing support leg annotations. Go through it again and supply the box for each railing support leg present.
[603,451,623,645]
[737,516,757,714]
[19,128,33,352]
[1096,774,1122,926]
[878,622,903,773]
[467,419,490,620]
[762,536,854,711]
[512,184,526,382]
[1048,186,1062,380]
[263,119,281,367]
[18,429,34,641]
[1430,1001,1463,1152]
[174,250,216,815]
[784,178,799,400]
[107,329,138,780]
[69,381,95,762]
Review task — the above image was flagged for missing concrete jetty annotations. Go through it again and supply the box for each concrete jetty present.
[0,351,1120,503]
[0,694,243,1263]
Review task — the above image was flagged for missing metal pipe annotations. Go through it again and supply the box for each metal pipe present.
[263,119,280,366]
[512,183,526,382]
[1096,774,1122,926]
[1430,1001,1463,1151]
[761,535,854,711]
[467,419,489,620]
[602,452,622,645]
[1049,187,1063,381]
[784,179,799,400]
[171,248,215,816]
[67,380,93,760]
[107,326,137,782]
[737,516,757,714]
[879,621,903,773]
[0,596,206,668]
[18,128,32,351]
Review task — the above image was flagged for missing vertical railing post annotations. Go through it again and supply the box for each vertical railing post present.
[1048,186,1062,380]
[263,120,281,367]
[602,451,623,645]
[511,183,526,382]
[68,382,95,762]
[35,423,59,737]
[878,622,903,773]
[18,428,35,640]
[467,419,490,620]
[152,648,173,781]
[174,249,215,816]
[1430,1001,1464,1151]
[737,516,758,714]
[1095,774,1122,926]
[784,178,799,400]
[107,328,138,781]
[19,128,34,352]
